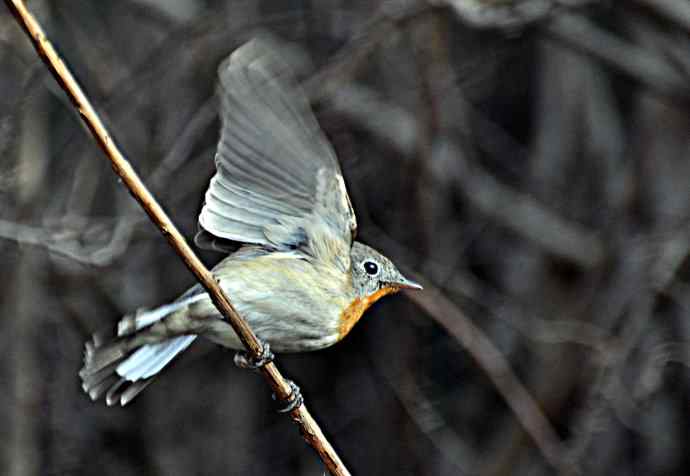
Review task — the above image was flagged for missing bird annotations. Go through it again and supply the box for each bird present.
[79,36,422,407]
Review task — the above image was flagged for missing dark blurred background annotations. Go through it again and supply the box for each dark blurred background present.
[1,1,690,475]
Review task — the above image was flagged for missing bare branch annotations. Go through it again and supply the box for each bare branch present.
[404,277,576,474]
[302,3,430,103]
[633,0,690,34]
[437,138,606,267]
[0,217,137,266]
[545,12,690,102]
[147,97,217,192]
[436,0,595,30]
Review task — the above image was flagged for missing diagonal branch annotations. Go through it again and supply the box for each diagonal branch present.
[545,12,690,102]
[633,0,690,34]
[3,1,350,474]
[403,279,576,474]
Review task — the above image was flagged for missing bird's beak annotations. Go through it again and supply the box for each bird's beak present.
[393,276,423,291]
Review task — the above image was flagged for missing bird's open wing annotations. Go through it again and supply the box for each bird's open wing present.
[196,38,356,271]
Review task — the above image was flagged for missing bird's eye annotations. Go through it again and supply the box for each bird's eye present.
[363,261,379,276]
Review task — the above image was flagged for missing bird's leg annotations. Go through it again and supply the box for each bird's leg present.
[233,340,274,370]
[273,379,303,413]
[233,342,302,412]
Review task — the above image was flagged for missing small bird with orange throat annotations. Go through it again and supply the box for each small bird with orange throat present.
[79,37,422,407]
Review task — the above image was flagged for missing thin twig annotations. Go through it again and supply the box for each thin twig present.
[302,3,430,103]
[436,0,596,31]
[443,138,605,268]
[434,0,555,30]
[633,0,690,34]
[0,217,137,266]
[403,278,576,474]
[545,12,690,102]
[147,97,217,193]
[3,1,350,474]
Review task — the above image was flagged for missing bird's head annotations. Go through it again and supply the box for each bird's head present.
[336,241,422,341]
[350,241,422,299]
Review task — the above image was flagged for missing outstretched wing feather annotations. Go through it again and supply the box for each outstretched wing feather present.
[197,37,356,267]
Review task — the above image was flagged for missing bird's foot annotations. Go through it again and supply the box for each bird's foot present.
[234,341,274,370]
[273,379,303,413]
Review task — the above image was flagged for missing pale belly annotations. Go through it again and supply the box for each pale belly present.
[186,252,354,353]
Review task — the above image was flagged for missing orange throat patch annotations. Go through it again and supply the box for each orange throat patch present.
[337,286,400,340]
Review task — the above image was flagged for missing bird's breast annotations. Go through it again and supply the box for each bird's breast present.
[337,286,399,341]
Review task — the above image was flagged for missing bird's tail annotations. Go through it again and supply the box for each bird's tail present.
[79,292,204,406]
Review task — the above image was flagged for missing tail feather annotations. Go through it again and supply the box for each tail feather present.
[116,335,196,381]
[83,338,130,375]
[117,379,154,406]
[104,378,127,405]
[80,333,197,406]
[85,375,120,401]
[117,290,205,337]
[80,292,203,406]
[80,361,119,392]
